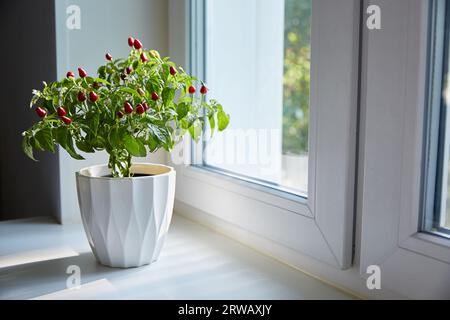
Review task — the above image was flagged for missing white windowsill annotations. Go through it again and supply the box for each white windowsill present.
[0,214,354,300]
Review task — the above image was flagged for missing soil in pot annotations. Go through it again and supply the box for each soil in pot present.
[101,174,155,178]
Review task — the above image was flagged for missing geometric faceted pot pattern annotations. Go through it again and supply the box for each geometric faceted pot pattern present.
[76,163,176,268]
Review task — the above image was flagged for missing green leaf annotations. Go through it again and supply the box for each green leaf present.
[217,109,230,131]
[137,139,147,157]
[76,140,94,153]
[55,127,66,145]
[67,140,85,160]
[90,112,100,136]
[55,126,84,160]
[147,73,163,93]
[148,125,167,144]
[188,119,202,143]
[93,77,111,85]
[35,128,55,153]
[162,87,175,106]
[161,64,170,83]
[85,76,96,84]
[209,114,216,137]
[31,136,44,151]
[108,127,123,147]
[22,137,36,161]
[98,66,106,79]
[180,118,190,130]
[176,103,189,120]
[110,73,120,84]
[147,136,159,152]
[118,87,139,97]
[148,125,174,151]
[124,135,146,157]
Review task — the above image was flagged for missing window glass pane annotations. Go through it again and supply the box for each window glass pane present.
[422,0,450,236]
[440,49,450,230]
[202,0,311,196]
[443,163,450,229]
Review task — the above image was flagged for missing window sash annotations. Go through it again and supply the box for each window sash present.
[173,0,360,269]
[421,0,450,237]
[189,0,311,200]
[360,0,450,299]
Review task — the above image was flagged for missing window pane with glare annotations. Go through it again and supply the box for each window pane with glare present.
[203,0,311,196]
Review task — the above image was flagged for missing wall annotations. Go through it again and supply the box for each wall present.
[55,0,169,223]
[0,0,60,221]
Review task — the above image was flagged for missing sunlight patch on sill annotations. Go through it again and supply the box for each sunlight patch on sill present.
[32,279,117,300]
[0,247,79,269]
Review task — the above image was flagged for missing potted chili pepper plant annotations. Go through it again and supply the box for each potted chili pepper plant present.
[22,37,230,268]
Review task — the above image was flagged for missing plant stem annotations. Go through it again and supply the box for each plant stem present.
[108,150,133,178]
[126,154,132,177]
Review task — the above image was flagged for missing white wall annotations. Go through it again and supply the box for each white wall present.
[55,0,169,224]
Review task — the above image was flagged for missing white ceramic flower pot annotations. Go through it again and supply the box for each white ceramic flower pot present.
[75,163,176,268]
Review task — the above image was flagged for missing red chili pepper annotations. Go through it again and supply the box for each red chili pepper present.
[126,66,133,74]
[136,104,145,114]
[89,92,99,103]
[66,71,75,79]
[140,52,148,62]
[36,107,47,118]
[188,85,196,94]
[78,91,86,102]
[170,66,177,76]
[57,106,67,117]
[105,53,113,61]
[124,102,133,114]
[200,85,208,95]
[142,102,149,111]
[128,37,134,47]
[117,111,124,119]
[134,38,143,50]
[151,92,159,101]
[61,116,72,125]
[78,67,87,78]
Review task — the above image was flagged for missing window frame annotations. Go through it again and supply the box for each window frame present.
[421,0,446,234]
[359,0,450,298]
[421,0,450,238]
[169,0,361,269]
[397,0,450,263]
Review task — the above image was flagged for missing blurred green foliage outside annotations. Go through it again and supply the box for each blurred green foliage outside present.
[282,0,311,155]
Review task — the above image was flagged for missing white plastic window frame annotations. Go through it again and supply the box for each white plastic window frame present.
[169,0,361,269]
[359,0,450,299]
[421,0,450,238]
